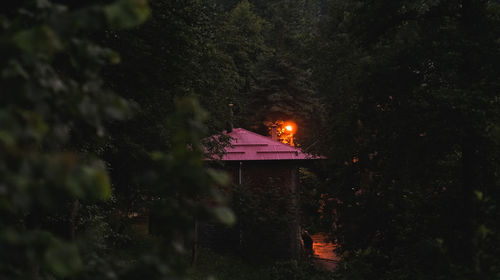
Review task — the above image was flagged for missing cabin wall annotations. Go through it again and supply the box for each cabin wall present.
[200,161,302,260]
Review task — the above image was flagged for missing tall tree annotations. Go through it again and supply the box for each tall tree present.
[101,0,241,214]
[220,0,326,149]
[316,0,500,278]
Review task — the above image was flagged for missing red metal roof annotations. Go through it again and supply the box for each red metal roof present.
[210,128,323,161]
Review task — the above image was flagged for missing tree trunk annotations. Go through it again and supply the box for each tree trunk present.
[461,134,477,263]
[70,199,80,240]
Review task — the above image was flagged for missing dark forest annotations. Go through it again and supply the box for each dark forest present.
[1,0,499,279]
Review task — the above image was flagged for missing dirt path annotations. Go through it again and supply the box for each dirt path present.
[311,233,339,271]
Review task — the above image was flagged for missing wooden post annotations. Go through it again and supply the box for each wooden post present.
[191,219,199,267]
[290,165,301,259]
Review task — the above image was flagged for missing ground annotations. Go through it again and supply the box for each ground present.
[311,233,339,271]
[191,246,333,280]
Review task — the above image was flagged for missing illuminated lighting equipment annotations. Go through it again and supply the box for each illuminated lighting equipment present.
[266,121,297,146]
[281,121,297,146]
[283,122,297,134]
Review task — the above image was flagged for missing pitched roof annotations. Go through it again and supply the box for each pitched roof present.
[209,128,323,161]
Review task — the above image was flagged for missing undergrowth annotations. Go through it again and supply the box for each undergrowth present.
[190,247,334,280]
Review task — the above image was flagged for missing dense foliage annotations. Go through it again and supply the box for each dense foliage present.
[316,0,500,279]
[0,1,232,279]
[192,247,332,280]
[2,0,500,279]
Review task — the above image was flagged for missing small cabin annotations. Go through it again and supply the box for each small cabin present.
[201,127,322,259]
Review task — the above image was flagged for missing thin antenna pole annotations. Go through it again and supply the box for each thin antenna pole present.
[228,103,234,131]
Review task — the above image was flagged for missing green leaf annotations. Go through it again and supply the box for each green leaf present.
[44,239,82,277]
[213,206,236,226]
[104,0,151,29]
[12,25,62,58]
[206,168,230,186]
[474,190,484,201]
[91,170,112,200]
[0,131,15,147]
[109,50,121,64]
[83,167,112,200]
[477,224,492,239]
[151,151,164,161]
[362,247,373,256]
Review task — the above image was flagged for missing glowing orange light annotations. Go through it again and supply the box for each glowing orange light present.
[267,121,297,146]
[283,122,297,134]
